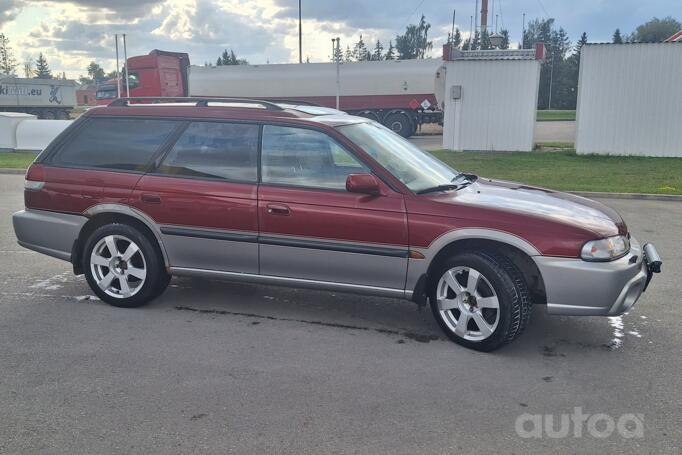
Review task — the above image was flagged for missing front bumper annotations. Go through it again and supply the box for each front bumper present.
[535,237,662,316]
[13,209,86,262]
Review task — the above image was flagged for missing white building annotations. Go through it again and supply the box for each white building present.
[576,42,682,157]
[440,48,542,152]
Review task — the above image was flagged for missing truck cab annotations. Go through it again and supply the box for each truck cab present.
[95,50,189,105]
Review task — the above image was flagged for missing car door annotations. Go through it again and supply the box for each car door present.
[258,124,408,290]
[130,120,260,273]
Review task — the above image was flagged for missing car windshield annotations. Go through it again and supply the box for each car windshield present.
[337,121,460,193]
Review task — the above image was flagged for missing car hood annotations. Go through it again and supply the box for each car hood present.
[432,178,626,237]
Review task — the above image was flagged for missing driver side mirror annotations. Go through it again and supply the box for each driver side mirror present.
[346,173,381,196]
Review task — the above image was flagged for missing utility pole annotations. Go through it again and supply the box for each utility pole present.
[469,15,473,50]
[298,0,302,63]
[450,9,456,56]
[114,34,120,98]
[522,13,526,48]
[548,51,554,109]
[122,34,129,97]
[334,37,340,109]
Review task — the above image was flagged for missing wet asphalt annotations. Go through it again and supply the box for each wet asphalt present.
[0,173,680,454]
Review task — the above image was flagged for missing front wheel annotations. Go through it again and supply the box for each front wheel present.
[82,223,169,308]
[429,251,532,351]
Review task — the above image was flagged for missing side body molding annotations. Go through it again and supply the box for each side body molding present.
[405,228,542,293]
[83,203,170,267]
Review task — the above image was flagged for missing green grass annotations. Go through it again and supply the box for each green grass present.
[0,152,36,169]
[430,149,682,195]
[536,110,576,121]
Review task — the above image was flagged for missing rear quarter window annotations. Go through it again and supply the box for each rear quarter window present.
[51,118,180,171]
[157,121,259,182]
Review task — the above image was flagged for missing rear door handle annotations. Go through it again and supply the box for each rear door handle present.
[266,204,291,216]
[141,193,162,204]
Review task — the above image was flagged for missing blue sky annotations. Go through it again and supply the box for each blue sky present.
[1,0,680,78]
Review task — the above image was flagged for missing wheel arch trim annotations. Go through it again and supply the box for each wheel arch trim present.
[82,204,170,267]
[406,228,541,294]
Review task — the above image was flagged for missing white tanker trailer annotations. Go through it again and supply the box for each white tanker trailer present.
[99,50,445,137]
[188,59,445,136]
[0,75,76,119]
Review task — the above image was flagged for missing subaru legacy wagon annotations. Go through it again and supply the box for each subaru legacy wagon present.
[13,97,661,351]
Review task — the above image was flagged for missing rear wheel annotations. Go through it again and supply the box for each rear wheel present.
[429,251,532,351]
[384,111,413,138]
[42,110,56,120]
[82,223,169,308]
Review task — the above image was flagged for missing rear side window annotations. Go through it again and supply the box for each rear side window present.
[52,118,179,171]
[157,122,259,182]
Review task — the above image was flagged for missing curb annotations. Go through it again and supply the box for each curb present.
[570,191,682,202]
[0,168,26,175]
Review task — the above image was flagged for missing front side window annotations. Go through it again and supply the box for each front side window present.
[158,122,259,182]
[338,121,459,193]
[261,125,368,190]
[52,118,180,171]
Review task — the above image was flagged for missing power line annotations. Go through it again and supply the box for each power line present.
[536,0,549,18]
[400,0,426,29]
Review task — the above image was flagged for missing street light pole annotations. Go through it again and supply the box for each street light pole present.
[114,34,120,98]
[298,0,302,63]
[122,34,130,97]
[334,38,340,110]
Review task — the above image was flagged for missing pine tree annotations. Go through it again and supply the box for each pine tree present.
[0,33,17,75]
[344,45,353,62]
[612,28,623,44]
[371,40,384,61]
[352,35,368,61]
[499,29,510,49]
[332,39,343,63]
[384,41,396,60]
[34,53,52,79]
[447,29,462,49]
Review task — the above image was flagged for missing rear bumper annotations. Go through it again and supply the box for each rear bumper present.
[13,209,86,262]
[535,237,660,316]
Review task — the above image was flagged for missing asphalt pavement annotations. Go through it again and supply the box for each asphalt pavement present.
[1,173,680,454]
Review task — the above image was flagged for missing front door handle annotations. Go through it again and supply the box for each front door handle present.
[141,193,162,204]
[266,204,291,216]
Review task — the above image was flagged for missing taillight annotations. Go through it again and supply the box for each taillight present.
[24,164,45,191]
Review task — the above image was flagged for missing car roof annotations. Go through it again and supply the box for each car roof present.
[84,97,369,128]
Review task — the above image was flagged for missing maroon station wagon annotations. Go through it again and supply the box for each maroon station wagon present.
[13,98,662,351]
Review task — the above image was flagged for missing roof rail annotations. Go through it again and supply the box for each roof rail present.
[261,98,321,107]
[108,97,284,111]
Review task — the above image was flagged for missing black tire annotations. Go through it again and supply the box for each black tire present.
[428,251,532,352]
[56,110,70,120]
[384,111,413,138]
[82,223,169,308]
[42,110,56,120]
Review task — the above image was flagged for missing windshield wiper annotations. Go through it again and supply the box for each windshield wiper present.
[416,184,462,195]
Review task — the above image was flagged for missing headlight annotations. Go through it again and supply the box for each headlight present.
[581,235,630,261]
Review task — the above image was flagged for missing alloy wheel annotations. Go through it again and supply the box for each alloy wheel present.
[90,235,147,298]
[436,266,500,341]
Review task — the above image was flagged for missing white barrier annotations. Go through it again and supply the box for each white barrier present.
[16,119,72,151]
[0,112,36,150]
